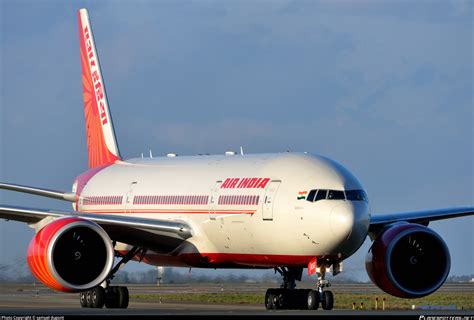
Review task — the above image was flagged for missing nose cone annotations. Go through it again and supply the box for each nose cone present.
[330,202,370,257]
[330,202,355,240]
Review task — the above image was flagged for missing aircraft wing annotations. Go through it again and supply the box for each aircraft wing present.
[0,204,193,254]
[0,182,77,202]
[368,206,473,238]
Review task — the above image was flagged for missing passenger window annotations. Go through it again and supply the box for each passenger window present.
[314,189,327,202]
[327,190,345,200]
[306,190,316,202]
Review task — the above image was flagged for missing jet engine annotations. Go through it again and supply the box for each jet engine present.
[27,217,114,292]
[365,223,450,298]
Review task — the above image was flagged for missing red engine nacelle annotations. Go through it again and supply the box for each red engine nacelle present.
[27,217,115,292]
[366,223,450,298]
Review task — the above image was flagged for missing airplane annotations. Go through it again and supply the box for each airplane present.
[0,8,472,310]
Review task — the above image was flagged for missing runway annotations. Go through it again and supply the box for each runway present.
[0,283,472,316]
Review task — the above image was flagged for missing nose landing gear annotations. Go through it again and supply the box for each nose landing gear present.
[264,266,334,310]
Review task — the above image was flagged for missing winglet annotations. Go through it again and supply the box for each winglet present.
[78,8,121,168]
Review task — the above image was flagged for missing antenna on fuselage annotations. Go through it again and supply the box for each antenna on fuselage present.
[240,146,245,156]
[149,149,153,158]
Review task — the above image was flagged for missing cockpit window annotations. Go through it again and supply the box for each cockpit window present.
[346,190,362,201]
[327,190,345,200]
[314,189,327,201]
[345,190,359,201]
[307,189,368,203]
[306,189,317,202]
[362,190,368,202]
[346,190,368,202]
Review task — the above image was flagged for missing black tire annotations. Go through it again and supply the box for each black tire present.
[321,290,334,310]
[85,290,93,308]
[287,289,305,310]
[307,290,319,310]
[79,292,87,308]
[274,289,286,310]
[105,287,119,309]
[117,286,129,309]
[296,289,310,310]
[91,286,105,308]
[265,289,275,310]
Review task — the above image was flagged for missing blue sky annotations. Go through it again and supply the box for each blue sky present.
[0,0,472,280]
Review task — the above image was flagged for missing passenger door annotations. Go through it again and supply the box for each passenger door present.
[209,180,222,220]
[262,180,281,221]
[125,181,137,213]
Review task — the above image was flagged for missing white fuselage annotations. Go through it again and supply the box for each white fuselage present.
[74,153,371,268]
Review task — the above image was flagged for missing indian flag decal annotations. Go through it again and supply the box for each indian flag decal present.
[297,191,308,200]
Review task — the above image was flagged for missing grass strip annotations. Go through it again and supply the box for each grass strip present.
[131,291,474,310]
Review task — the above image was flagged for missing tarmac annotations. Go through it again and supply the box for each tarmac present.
[0,283,472,316]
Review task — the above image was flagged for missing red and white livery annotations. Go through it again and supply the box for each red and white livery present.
[1,8,472,310]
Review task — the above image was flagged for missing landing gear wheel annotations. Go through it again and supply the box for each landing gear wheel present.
[285,289,305,310]
[321,290,334,310]
[307,290,320,310]
[85,290,93,308]
[296,289,311,310]
[105,287,119,308]
[274,289,286,310]
[117,286,129,309]
[262,265,336,311]
[265,289,275,310]
[105,286,129,309]
[79,292,87,308]
[91,286,105,308]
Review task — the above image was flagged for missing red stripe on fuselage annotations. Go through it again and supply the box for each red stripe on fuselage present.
[120,252,328,268]
[81,209,256,215]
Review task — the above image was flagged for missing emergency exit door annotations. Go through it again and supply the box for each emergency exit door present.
[262,180,281,221]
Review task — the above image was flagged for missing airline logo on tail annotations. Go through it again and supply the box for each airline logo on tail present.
[78,9,121,168]
[83,25,108,125]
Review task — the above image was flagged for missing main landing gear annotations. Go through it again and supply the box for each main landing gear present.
[79,246,143,309]
[79,286,129,309]
[264,266,334,310]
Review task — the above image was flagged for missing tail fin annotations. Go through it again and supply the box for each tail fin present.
[78,8,121,168]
